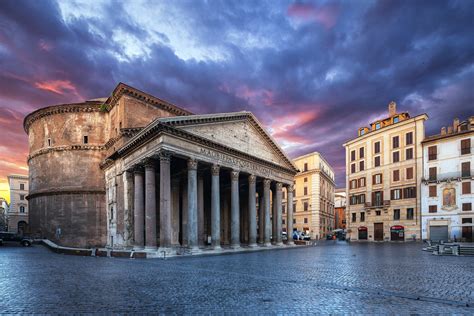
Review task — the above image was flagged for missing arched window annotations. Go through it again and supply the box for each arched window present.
[19,206,25,213]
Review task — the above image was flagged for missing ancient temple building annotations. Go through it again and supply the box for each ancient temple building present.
[24,83,298,252]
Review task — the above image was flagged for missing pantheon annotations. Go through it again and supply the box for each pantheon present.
[24,83,298,254]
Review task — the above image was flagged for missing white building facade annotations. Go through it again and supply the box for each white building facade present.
[7,175,29,234]
[421,117,473,242]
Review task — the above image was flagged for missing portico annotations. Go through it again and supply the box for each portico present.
[103,112,298,254]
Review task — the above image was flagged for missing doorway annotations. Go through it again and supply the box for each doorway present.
[374,223,384,241]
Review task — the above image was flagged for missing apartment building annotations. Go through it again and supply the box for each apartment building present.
[343,102,427,241]
[283,152,335,239]
[334,188,347,229]
[7,174,29,234]
[421,117,473,242]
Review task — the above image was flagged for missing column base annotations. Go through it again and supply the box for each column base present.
[248,243,258,248]
[212,245,222,251]
[188,246,201,254]
[133,246,145,251]
[230,244,241,249]
[264,242,272,247]
[145,246,158,251]
[158,247,174,256]
[275,242,284,246]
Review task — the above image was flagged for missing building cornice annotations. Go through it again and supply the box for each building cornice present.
[23,101,103,134]
[28,145,105,162]
[422,129,473,144]
[27,188,105,199]
[103,82,193,116]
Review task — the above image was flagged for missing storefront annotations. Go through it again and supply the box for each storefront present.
[358,226,368,240]
[390,225,405,241]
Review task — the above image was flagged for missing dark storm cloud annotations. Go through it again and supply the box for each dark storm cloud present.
[0,0,473,190]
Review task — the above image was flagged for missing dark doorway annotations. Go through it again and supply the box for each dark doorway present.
[374,223,384,241]
[17,221,27,235]
[358,227,368,240]
[390,225,405,241]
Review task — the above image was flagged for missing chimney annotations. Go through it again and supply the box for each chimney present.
[447,126,453,134]
[388,101,397,116]
[441,127,446,135]
[453,118,460,131]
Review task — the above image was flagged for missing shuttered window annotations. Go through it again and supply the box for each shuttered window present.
[462,203,472,211]
[461,162,471,177]
[393,170,400,182]
[428,146,437,160]
[351,150,356,161]
[393,136,399,149]
[374,156,381,167]
[429,167,437,181]
[374,141,381,154]
[406,167,414,179]
[406,132,413,145]
[462,182,471,194]
[461,139,471,155]
[359,147,364,158]
[429,186,437,197]
[406,148,413,160]
[429,205,437,213]
[393,151,400,163]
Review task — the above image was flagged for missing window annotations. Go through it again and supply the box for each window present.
[304,187,308,195]
[374,141,381,154]
[428,146,437,160]
[360,129,366,136]
[350,180,357,189]
[20,183,24,190]
[462,182,471,194]
[282,219,285,224]
[461,162,471,177]
[429,167,437,181]
[406,167,414,180]
[373,191,383,206]
[47,138,51,147]
[375,122,381,130]
[20,194,25,200]
[293,219,296,224]
[351,164,356,174]
[304,177,308,182]
[462,218,473,224]
[350,195,357,205]
[359,161,365,171]
[351,151,356,161]
[359,147,364,158]
[282,191,286,199]
[19,206,25,213]
[359,194,365,204]
[391,189,401,200]
[303,201,309,211]
[406,148,413,160]
[360,212,365,222]
[304,218,308,224]
[373,174,382,185]
[393,209,400,220]
[304,163,308,171]
[293,203,296,212]
[83,135,88,144]
[352,213,356,222]
[429,205,437,213]
[462,203,472,211]
[461,139,471,155]
[374,156,381,167]
[282,205,286,213]
[393,136,399,149]
[393,170,400,182]
[359,177,366,187]
[407,208,414,220]
[406,132,413,145]
[110,206,114,220]
[403,187,416,199]
[429,186,437,197]
[393,116,399,123]
[393,151,400,163]
[376,211,381,216]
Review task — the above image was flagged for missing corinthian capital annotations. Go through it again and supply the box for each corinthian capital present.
[159,150,172,162]
[187,158,198,170]
[263,179,271,189]
[231,170,240,181]
[248,175,256,184]
[211,164,220,176]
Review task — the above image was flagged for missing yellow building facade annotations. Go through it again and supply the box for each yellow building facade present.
[283,152,335,239]
[343,102,427,241]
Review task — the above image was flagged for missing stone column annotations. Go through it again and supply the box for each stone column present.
[187,159,199,251]
[263,179,271,246]
[259,191,264,244]
[230,170,240,248]
[286,185,294,245]
[275,182,283,246]
[171,178,180,246]
[159,151,172,250]
[198,173,205,247]
[145,159,157,250]
[123,170,133,249]
[248,175,257,247]
[272,186,277,244]
[133,168,145,249]
[211,164,221,250]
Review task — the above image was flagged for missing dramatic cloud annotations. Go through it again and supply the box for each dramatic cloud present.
[0,0,473,200]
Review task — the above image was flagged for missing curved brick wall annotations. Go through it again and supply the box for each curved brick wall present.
[25,102,107,247]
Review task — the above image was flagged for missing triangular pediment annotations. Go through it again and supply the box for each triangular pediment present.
[159,112,297,171]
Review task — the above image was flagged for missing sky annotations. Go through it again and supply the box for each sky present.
[0,0,473,202]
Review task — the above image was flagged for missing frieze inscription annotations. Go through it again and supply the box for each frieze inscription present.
[199,147,278,177]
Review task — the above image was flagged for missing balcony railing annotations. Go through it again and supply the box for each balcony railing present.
[422,170,473,183]
[364,200,390,208]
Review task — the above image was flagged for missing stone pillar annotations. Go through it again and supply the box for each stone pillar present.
[263,179,271,246]
[286,185,294,245]
[145,160,157,250]
[123,170,134,249]
[181,179,188,246]
[211,165,221,249]
[133,168,145,249]
[230,170,240,248]
[171,178,180,246]
[248,175,257,247]
[272,186,277,244]
[198,173,205,247]
[159,152,172,250]
[275,182,283,246]
[258,191,264,244]
[187,159,199,251]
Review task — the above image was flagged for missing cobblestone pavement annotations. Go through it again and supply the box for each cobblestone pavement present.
[0,241,473,314]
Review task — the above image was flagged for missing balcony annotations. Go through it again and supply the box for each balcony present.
[422,170,473,183]
[364,200,390,209]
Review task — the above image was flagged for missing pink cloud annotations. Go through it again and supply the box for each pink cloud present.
[287,3,340,29]
[34,79,81,97]
[38,39,53,52]
[269,110,319,145]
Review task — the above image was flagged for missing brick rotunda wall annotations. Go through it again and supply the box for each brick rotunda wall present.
[24,101,108,247]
